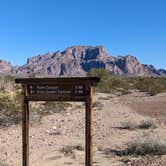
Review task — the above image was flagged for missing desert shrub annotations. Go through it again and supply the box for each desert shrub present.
[87,69,129,93]
[0,90,22,127]
[0,88,45,126]
[0,88,72,126]
[43,102,72,114]
[93,101,104,109]
[125,132,166,155]
[60,144,84,156]
[0,81,73,126]
[138,119,158,129]
[133,77,166,96]
[0,75,15,91]
[29,101,72,124]
[87,69,166,95]
[87,68,110,80]
[104,132,166,157]
[120,119,158,130]
[120,120,137,130]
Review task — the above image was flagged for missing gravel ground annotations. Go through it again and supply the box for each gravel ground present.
[0,92,166,166]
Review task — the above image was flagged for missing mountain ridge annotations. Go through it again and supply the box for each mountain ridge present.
[0,46,166,77]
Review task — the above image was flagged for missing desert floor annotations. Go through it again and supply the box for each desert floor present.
[1,92,166,166]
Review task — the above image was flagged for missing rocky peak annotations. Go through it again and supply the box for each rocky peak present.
[0,46,165,77]
[0,60,13,74]
[158,69,166,75]
[61,46,108,60]
[114,55,143,75]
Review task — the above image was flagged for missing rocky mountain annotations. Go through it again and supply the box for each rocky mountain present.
[0,60,13,74]
[1,46,166,76]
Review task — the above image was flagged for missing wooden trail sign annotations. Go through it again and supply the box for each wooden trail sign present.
[15,77,100,166]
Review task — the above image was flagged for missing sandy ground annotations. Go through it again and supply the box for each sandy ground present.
[1,92,166,166]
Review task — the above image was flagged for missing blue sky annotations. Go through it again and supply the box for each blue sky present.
[0,0,166,69]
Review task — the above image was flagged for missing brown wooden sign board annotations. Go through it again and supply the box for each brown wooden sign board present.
[15,77,100,166]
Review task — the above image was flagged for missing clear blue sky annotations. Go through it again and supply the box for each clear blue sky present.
[0,0,165,69]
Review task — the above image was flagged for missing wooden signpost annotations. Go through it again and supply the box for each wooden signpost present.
[15,77,100,166]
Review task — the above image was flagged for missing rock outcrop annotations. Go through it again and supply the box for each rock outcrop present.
[0,60,13,74]
[1,46,166,76]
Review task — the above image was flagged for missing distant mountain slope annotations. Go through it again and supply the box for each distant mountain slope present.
[1,46,166,76]
[0,60,13,74]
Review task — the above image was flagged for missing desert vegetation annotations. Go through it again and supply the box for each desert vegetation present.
[88,69,166,95]
[0,87,22,127]
[0,75,15,92]
[60,144,84,157]
[1,71,166,127]
[120,119,158,130]
[125,132,166,156]
[104,131,166,157]
[0,74,72,127]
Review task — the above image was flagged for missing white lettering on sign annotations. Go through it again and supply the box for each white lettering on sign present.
[28,85,85,96]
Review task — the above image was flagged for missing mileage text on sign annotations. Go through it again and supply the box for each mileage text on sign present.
[27,85,85,96]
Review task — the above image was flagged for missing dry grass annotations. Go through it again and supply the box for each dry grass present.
[93,101,104,109]
[125,132,166,155]
[120,120,137,130]
[120,119,158,130]
[104,132,166,157]
[138,119,158,129]
[60,144,84,157]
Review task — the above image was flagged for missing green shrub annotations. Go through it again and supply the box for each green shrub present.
[87,68,110,81]
[126,132,166,155]
[0,75,15,91]
[87,69,166,95]
[104,132,166,157]
[120,119,158,130]
[0,87,73,127]
[0,91,22,127]
[133,77,166,95]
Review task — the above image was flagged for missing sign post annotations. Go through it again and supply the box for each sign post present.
[15,77,100,166]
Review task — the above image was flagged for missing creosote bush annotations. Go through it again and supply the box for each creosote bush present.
[104,132,166,157]
[0,75,15,91]
[0,84,72,127]
[138,119,158,129]
[0,89,22,127]
[120,119,158,130]
[125,132,166,155]
[87,69,166,95]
